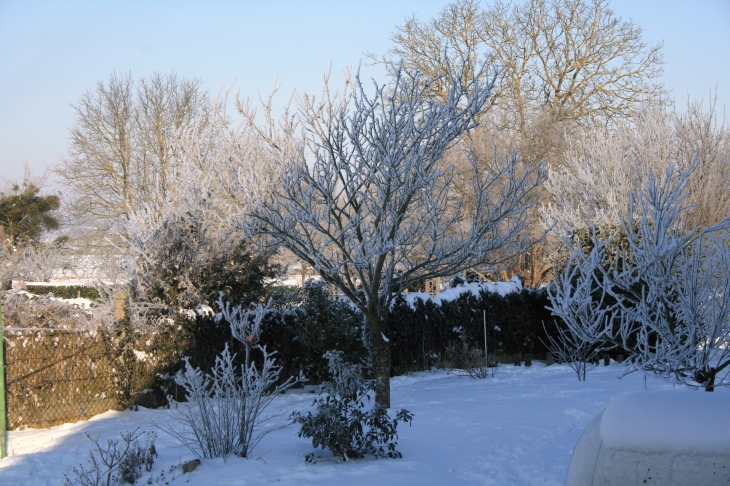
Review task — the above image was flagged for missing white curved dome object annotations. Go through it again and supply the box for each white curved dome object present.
[567,391,730,485]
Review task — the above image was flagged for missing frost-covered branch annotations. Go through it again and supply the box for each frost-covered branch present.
[549,162,730,390]
[542,100,730,233]
[241,55,545,407]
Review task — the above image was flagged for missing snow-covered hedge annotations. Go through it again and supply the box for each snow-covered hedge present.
[386,277,555,373]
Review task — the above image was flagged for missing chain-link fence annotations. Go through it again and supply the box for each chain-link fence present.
[2,322,189,430]
[3,328,122,429]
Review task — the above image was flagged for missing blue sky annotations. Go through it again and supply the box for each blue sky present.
[1,0,728,188]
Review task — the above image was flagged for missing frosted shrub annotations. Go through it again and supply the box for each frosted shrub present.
[64,429,156,486]
[548,164,730,390]
[445,341,498,379]
[543,240,610,381]
[291,351,413,463]
[165,302,303,460]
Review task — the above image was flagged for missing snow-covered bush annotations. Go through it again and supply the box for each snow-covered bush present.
[445,340,497,379]
[63,429,156,486]
[291,351,413,463]
[165,302,303,460]
[543,236,613,380]
[548,163,730,390]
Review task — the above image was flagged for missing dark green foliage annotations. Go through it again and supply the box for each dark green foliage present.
[0,183,60,244]
[552,223,642,274]
[166,282,366,392]
[25,285,102,301]
[291,351,413,463]
[198,243,277,307]
[135,212,277,308]
[386,286,555,374]
[118,431,157,484]
[173,281,553,387]
[385,297,452,372]
[286,281,367,384]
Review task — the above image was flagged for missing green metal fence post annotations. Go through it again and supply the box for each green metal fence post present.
[0,295,7,459]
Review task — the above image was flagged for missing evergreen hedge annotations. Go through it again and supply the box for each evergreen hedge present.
[182,281,557,382]
[25,285,102,301]
[385,285,556,374]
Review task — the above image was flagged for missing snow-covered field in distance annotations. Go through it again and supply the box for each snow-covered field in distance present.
[2,362,727,485]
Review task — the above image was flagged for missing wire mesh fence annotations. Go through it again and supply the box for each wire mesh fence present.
[3,328,123,429]
[2,322,187,430]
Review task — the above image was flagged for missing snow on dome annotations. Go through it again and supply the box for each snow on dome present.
[599,390,730,453]
[567,390,730,486]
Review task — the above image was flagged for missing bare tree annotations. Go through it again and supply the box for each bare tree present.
[136,73,210,209]
[672,94,730,228]
[542,99,730,234]
[242,59,546,407]
[171,85,298,222]
[373,0,665,134]
[55,71,210,231]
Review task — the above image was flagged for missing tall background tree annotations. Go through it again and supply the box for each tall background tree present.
[373,0,665,135]
[55,71,210,233]
[541,97,730,235]
[369,0,667,286]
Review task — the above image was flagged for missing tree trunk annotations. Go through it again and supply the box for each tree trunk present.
[370,323,392,408]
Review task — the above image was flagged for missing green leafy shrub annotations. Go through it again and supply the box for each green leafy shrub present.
[291,351,413,463]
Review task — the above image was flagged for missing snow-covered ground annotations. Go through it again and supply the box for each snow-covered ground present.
[2,362,727,485]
